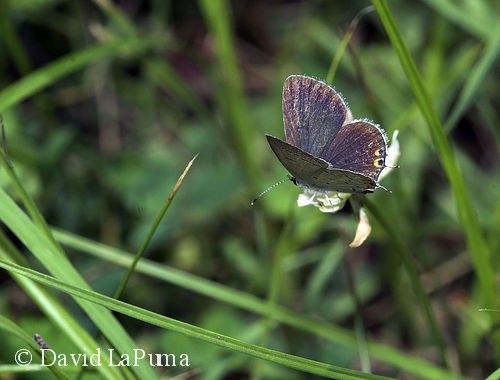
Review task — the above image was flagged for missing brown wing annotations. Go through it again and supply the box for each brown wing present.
[282,75,349,157]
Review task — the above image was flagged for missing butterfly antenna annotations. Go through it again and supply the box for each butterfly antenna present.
[251,177,293,206]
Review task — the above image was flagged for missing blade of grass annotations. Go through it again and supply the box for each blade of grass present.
[251,202,296,380]
[0,232,121,380]
[419,0,493,39]
[0,122,64,256]
[92,0,138,37]
[0,259,392,380]
[0,184,157,379]
[93,0,214,133]
[0,2,56,128]
[325,5,374,84]
[2,106,148,379]
[363,198,448,366]
[53,228,461,380]
[76,155,198,379]
[0,365,91,376]
[303,241,344,309]
[373,0,496,313]
[445,23,500,130]
[0,364,91,379]
[114,154,198,299]
[0,315,69,380]
[2,115,139,379]
[477,100,500,144]
[199,0,259,192]
[144,59,209,120]
[343,257,371,373]
[0,2,32,74]
[0,36,160,113]
[93,0,212,125]
[485,368,500,380]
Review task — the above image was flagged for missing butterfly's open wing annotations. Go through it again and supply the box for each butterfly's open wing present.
[321,120,387,182]
[266,135,376,193]
[283,75,351,157]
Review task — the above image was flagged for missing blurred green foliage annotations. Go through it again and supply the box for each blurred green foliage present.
[0,0,499,379]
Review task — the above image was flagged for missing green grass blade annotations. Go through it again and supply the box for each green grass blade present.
[364,199,447,365]
[419,0,492,38]
[199,0,258,191]
[0,37,160,113]
[0,2,33,75]
[144,59,209,119]
[92,0,138,37]
[372,0,496,312]
[343,258,372,373]
[0,365,89,376]
[251,209,294,380]
[53,228,461,380]
[1,119,154,378]
[485,367,500,380]
[445,24,500,129]
[0,187,157,379]
[0,259,393,380]
[114,154,197,299]
[0,315,69,380]
[0,233,121,380]
[325,6,374,84]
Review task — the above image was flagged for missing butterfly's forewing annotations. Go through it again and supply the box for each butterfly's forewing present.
[321,121,387,182]
[266,135,376,193]
[283,75,349,157]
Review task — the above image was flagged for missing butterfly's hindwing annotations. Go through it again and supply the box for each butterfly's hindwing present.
[321,120,387,182]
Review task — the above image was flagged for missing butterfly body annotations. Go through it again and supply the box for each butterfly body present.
[268,75,387,194]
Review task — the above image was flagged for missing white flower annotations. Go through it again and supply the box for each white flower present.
[297,188,351,213]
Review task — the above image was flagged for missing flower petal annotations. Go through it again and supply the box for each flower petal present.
[380,130,400,181]
[349,206,372,247]
[297,188,350,213]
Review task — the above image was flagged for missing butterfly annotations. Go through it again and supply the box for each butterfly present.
[266,75,388,194]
